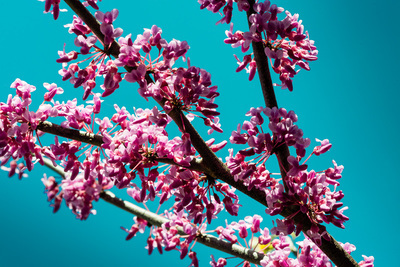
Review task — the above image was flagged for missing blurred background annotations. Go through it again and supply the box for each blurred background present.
[0,0,398,266]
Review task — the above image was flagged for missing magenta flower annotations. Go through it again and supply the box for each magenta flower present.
[95,9,123,46]
[286,155,308,176]
[313,138,332,156]
[42,0,61,20]
[43,83,64,102]
[359,255,375,266]
[41,174,59,201]
[231,219,250,238]
[64,15,91,36]
[74,35,97,54]
[258,227,272,245]
[56,44,78,63]
[210,255,227,267]
[216,221,238,243]
[10,78,36,100]
[271,218,295,236]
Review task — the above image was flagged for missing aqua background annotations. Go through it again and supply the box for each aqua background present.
[0,0,398,266]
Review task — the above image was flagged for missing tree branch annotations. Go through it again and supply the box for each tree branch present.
[42,157,266,264]
[37,121,103,146]
[245,1,358,266]
[100,190,266,264]
[36,121,213,174]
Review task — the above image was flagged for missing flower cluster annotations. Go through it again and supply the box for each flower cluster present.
[42,172,103,220]
[227,107,310,191]
[58,10,123,99]
[115,25,222,133]
[1,78,235,226]
[96,104,234,224]
[58,13,222,132]
[0,79,44,172]
[226,106,349,245]
[122,210,205,267]
[199,0,318,91]
[1,160,28,179]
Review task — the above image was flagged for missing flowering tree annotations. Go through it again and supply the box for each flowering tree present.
[0,0,374,266]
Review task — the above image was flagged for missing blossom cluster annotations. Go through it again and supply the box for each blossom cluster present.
[209,215,373,266]
[42,172,103,219]
[3,3,227,231]
[57,11,222,132]
[1,78,237,227]
[122,212,373,267]
[226,106,349,245]
[121,210,209,266]
[199,0,318,91]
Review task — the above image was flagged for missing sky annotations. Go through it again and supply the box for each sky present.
[0,0,399,266]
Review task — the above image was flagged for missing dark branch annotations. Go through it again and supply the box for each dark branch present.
[37,121,103,146]
[245,1,358,266]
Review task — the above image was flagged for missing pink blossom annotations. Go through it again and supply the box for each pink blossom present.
[43,83,64,102]
[313,138,332,156]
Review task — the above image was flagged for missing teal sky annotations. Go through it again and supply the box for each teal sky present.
[0,0,398,266]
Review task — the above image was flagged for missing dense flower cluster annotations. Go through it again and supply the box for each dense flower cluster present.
[1,79,235,226]
[147,213,370,267]
[226,106,349,245]
[115,26,222,133]
[58,13,221,132]
[207,215,373,266]
[199,0,318,91]
[227,106,310,191]
[0,79,46,172]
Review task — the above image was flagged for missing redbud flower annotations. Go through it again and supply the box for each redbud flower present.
[43,83,64,102]
[313,138,332,156]
[42,0,61,20]
[95,9,123,46]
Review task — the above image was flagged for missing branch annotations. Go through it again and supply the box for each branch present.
[38,116,269,206]
[37,121,103,146]
[100,191,266,264]
[42,158,266,264]
[245,1,358,266]
[37,121,211,174]
[245,3,291,188]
